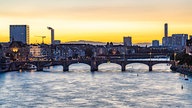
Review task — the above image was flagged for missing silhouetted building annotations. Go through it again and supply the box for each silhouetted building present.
[10,25,29,44]
[0,44,2,58]
[162,23,169,46]
[164,23,168,37]
[162,23,188,50]
[172,34,188,47]
[152,40,159,47]
[162,37,172,46]
[190,35,192,40]
[186,38,192,55]
[5,41,29,61]
[124,36,132,46]
[54,40,61,44]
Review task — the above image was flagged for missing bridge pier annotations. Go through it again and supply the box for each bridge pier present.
[149,66,152,72]
[63,67,69,72]
[63,64,69,72]
[37,67,43,71]
[36,62,43,71]
[121,65,126,72]
[121,62,126,72]
[91,59,98,72]
[91,67,98,72]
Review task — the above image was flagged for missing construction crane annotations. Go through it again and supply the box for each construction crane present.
[35,36,46,44]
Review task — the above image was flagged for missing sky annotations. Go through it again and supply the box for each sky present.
[0,0,192,44]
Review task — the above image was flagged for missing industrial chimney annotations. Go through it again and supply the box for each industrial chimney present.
[47,27,54,44]
[164,23,168,37]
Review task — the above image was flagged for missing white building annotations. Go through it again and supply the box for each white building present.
[30,45,42,57]
[10,25,29,44]
[124,36,132,46]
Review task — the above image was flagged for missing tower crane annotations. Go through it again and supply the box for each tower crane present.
[35,36,46,44]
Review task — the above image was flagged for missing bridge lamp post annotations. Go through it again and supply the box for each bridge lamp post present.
[149,52,152,62]
[122,52,125,60]
[174,52,177,65]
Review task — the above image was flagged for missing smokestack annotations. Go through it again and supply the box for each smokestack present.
[47,27,54,44]
[164,23,168,37]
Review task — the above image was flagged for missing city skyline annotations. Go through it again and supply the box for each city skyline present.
[1,0,192,44]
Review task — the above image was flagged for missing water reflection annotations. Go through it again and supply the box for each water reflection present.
[0,73,6,88]
[69,63,91,72]
[126,63,148,72]
[98,63,121,72]
[43,65,63,72]
[153,63,171,72]
[0,72,192,108]
[0,72,192,107]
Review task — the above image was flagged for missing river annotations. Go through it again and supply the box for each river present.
[0,63,192,107]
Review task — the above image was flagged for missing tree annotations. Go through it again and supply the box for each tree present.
[176,52,192,66]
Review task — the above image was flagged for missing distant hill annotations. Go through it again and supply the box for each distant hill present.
[63,40,151,46]
[135,43,151,47]
[64,40,122,45]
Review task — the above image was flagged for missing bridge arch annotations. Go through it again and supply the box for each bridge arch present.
[152,63,171,72]
[126,63,149,72]
[43,65,63,72]
[68,63,91,72]
[98,63,121,72]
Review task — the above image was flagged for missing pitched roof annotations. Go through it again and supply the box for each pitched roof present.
[9,41,26,48]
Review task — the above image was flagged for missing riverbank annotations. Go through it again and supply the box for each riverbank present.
[170,65,192,76]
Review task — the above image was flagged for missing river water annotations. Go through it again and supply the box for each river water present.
[0,64,192,108]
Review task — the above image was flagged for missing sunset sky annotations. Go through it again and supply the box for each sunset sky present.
[0,0,192,44]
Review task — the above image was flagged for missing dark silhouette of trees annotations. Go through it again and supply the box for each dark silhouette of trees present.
[176,52,192,66]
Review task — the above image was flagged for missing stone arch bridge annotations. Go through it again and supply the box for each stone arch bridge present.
[9,58,171,72]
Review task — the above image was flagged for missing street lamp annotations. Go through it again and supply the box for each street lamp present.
[12,47,18,53]
[149,52,152,62]
[174,52,177,61]
[12,47,18,61]
[174,52,177,65]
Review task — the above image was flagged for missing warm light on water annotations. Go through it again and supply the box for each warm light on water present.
[0,63,192,107]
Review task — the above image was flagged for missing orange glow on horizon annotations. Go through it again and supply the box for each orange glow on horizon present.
[1,21,192,44]
[0,0,192,44]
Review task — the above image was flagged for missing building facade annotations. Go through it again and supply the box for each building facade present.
[30,45,42,57]
[152,40,159,47]
[186,39,192,55]
[123,36,132,46]
[10,25,29,44]
[0,44,2,58]
[172,34,188,47]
